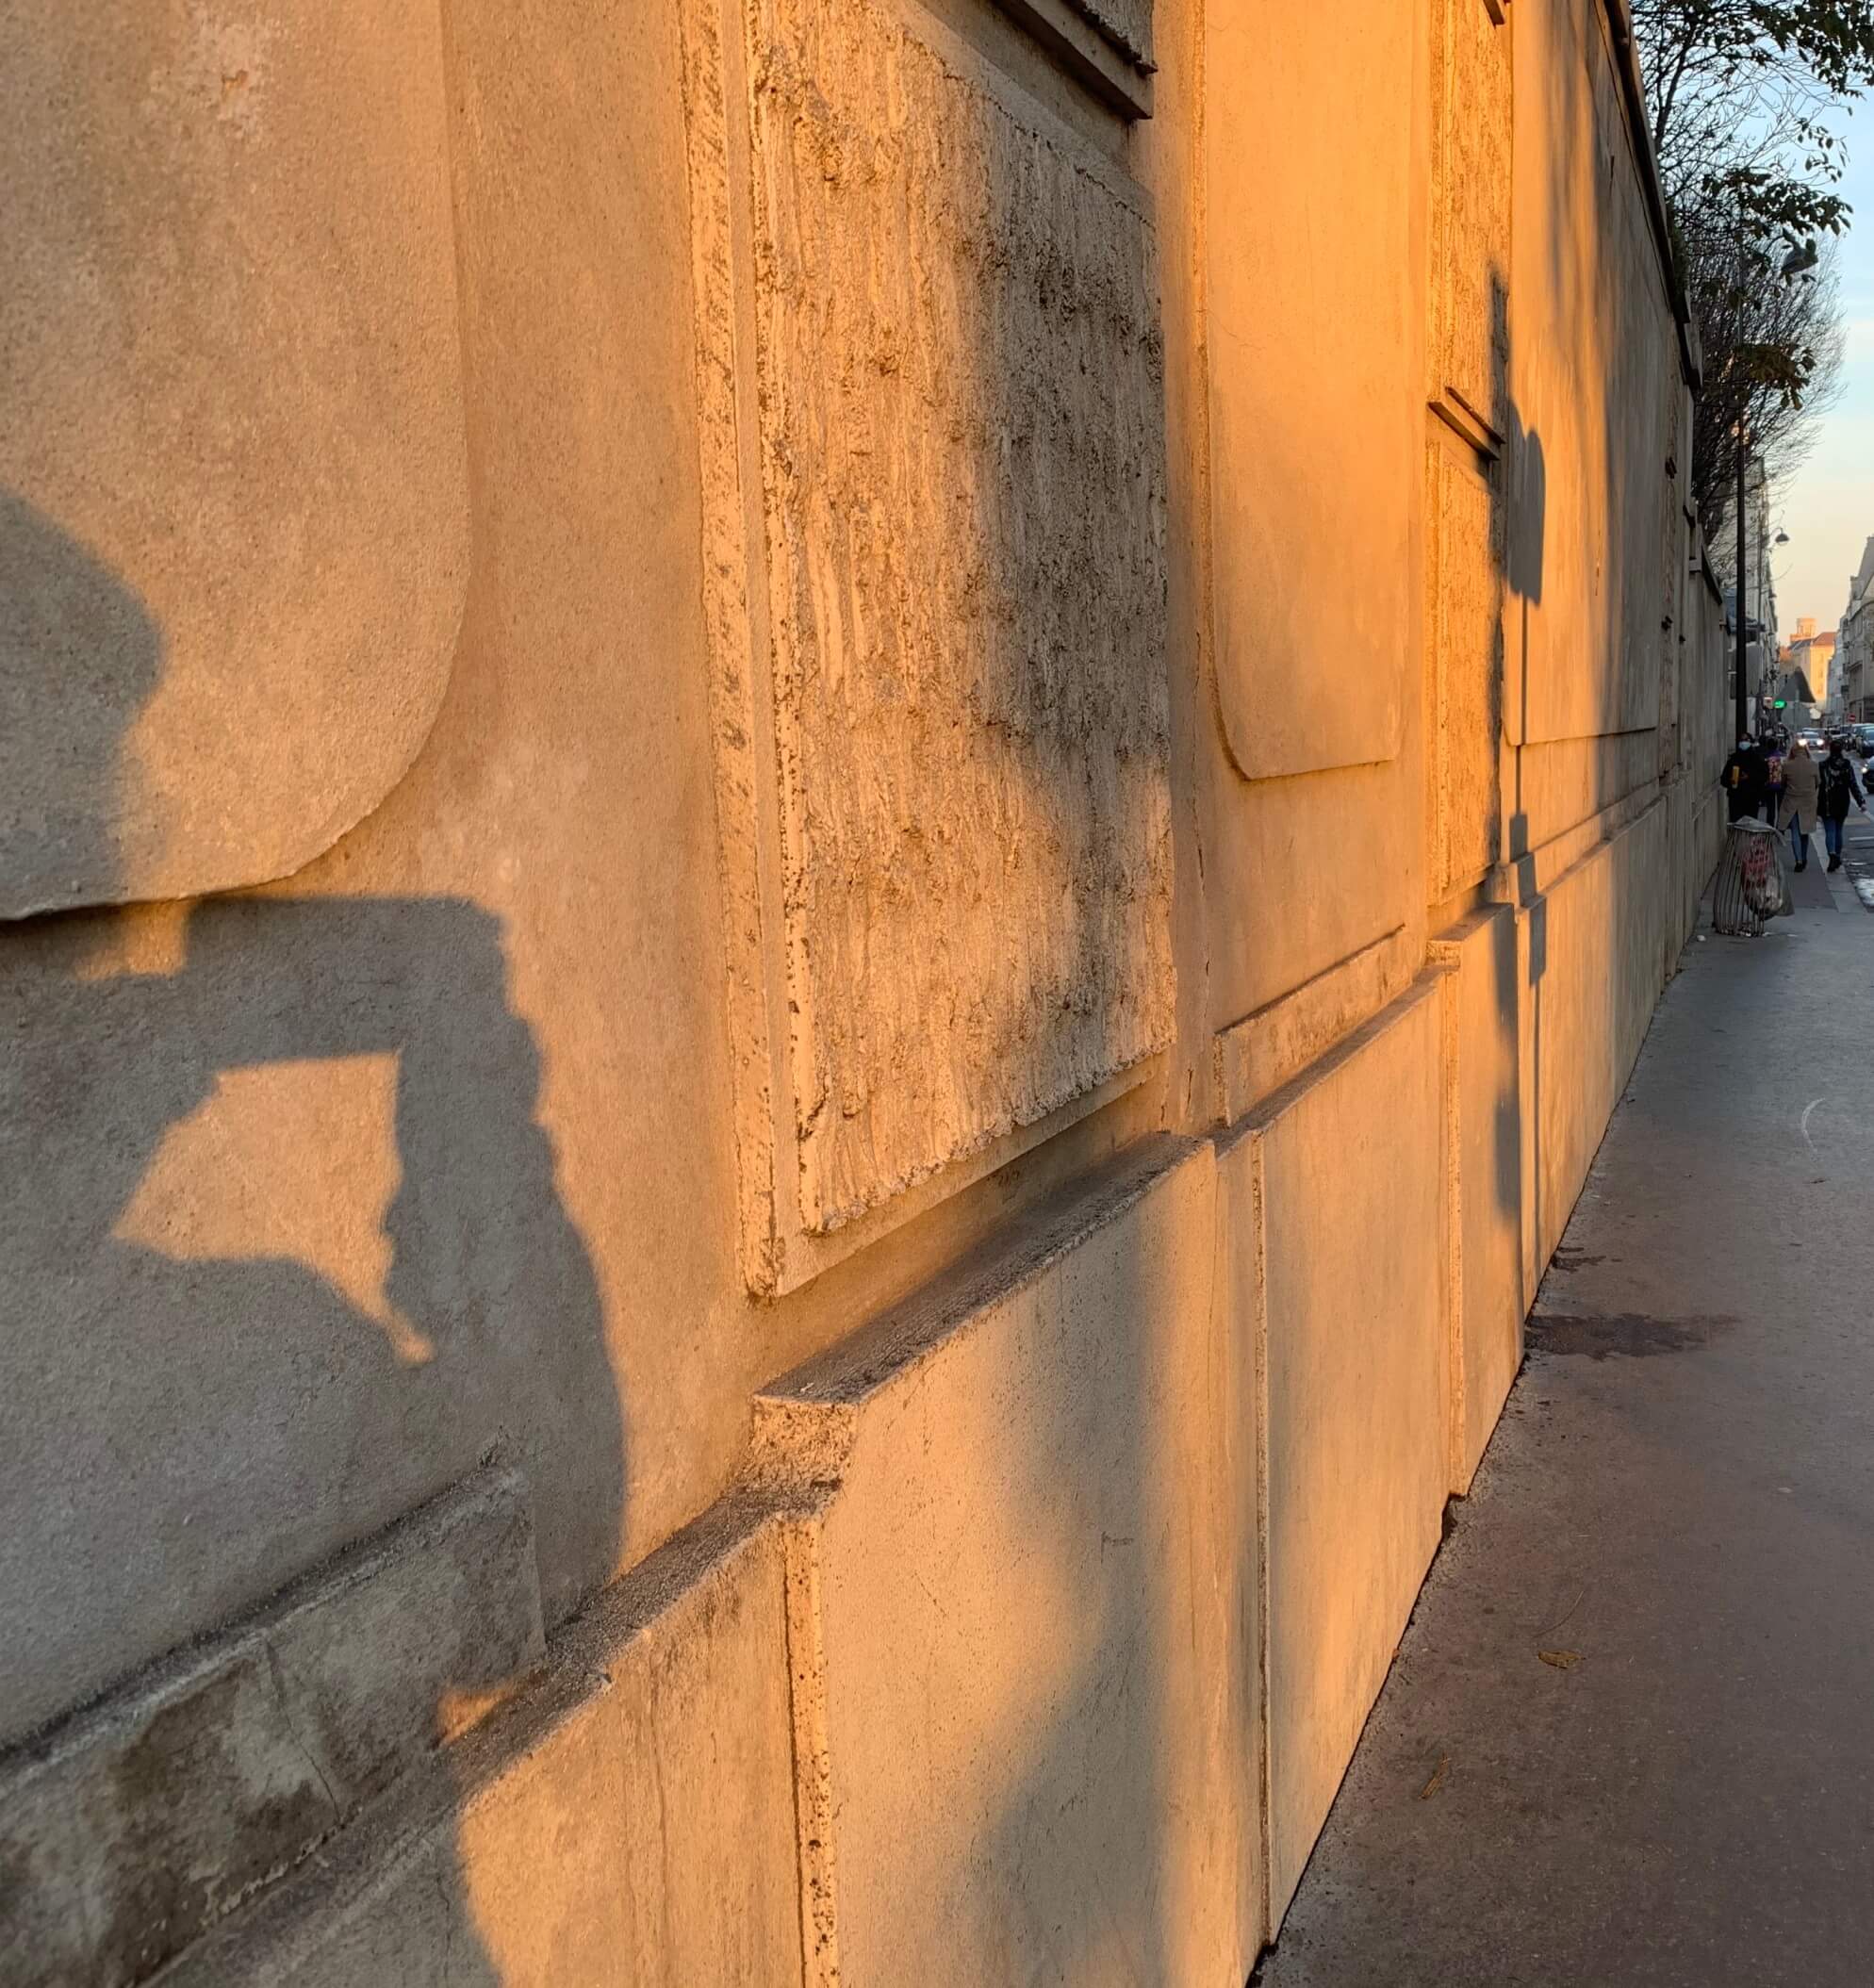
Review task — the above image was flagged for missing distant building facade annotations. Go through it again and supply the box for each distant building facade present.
[1841,539,1874,722]
[1772,616,1836,726]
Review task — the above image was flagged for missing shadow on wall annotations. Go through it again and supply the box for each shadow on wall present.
[0,490,622,1985]
[0,492,162,905]
[1501,310,1548,1262]
[1479,0,1721,1346]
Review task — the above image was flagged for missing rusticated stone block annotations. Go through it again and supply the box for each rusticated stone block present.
[0,1469,542,1988]
[159,1499,802,1988]
[682,0,1174,1290]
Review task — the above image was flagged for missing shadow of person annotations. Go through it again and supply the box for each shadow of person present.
[1,493,623,1984]
[1499,374,1547,1260]
[0,492,162,914]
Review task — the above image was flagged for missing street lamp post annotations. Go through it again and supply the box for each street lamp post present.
[1736,423,1749,743]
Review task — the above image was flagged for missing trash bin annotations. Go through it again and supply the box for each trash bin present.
[1713,816,1790,936]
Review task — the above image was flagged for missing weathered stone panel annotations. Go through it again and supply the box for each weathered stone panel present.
[1425,430,1504,899]
[1424,0,1511,902]
[682,0,1174,1284]
[1428,0,1513,439]
[1205,0,1421,782]
[1062,0,1153,68]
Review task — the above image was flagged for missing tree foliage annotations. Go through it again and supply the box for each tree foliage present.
[1632,1,1870,538]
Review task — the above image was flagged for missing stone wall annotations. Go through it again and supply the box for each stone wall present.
[0,0,1725,1980]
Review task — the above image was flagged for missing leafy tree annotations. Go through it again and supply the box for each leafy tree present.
[1632,1,1871,538]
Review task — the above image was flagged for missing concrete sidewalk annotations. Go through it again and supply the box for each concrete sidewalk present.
[1258,867,1874,1986]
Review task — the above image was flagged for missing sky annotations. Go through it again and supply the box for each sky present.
[1773,94,1874,636]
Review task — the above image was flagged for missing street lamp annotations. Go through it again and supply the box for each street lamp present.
[1736,426,1750,741]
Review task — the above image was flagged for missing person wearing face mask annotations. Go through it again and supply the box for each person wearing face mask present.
[1721,736,1767,824]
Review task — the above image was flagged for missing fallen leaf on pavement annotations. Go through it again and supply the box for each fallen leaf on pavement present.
[1538,1649,1583,1669]
[1418,1755,1450,1800]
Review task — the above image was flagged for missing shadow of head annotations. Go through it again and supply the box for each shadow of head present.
[1505,403,1546,609]
[0,490,162,911]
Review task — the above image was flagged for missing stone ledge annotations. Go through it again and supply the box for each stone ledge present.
[1490,780,1663,907]
[990,0,1154,118]
[157,1496,801,1988]
[1212,925,1420,1125]
[0,1467,543,1988]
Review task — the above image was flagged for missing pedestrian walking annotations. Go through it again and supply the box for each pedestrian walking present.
[1721,737,1767,823]
[1763,734,1787,825]
[1817,735,1867,871]
[1777,739,1819,869]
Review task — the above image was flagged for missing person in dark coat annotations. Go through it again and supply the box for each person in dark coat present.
[1721,737,1767,823]
[1816,736,1867,871]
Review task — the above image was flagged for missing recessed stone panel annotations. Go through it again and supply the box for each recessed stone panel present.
[682,0,1174,1288]
[1206,1,1419,780]
[0,0,468,917]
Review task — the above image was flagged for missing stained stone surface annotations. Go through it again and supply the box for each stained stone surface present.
[1065,0,1153,68]
[1428,0,1512,432]
[1425,433,1504,901]
[1423,0,1512,901]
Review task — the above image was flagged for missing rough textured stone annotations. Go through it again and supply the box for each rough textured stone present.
[1428,0,1513,435]
[987,0,1154,116]
[0,0,468,916]
[682,0,1173,1280]
[1063,0,1152,69]
[1423,0,1510,903]
[1425,429,1505,901]
[0,1469,542,1988]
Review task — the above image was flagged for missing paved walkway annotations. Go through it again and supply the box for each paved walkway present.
[1259,846,1874,1987]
